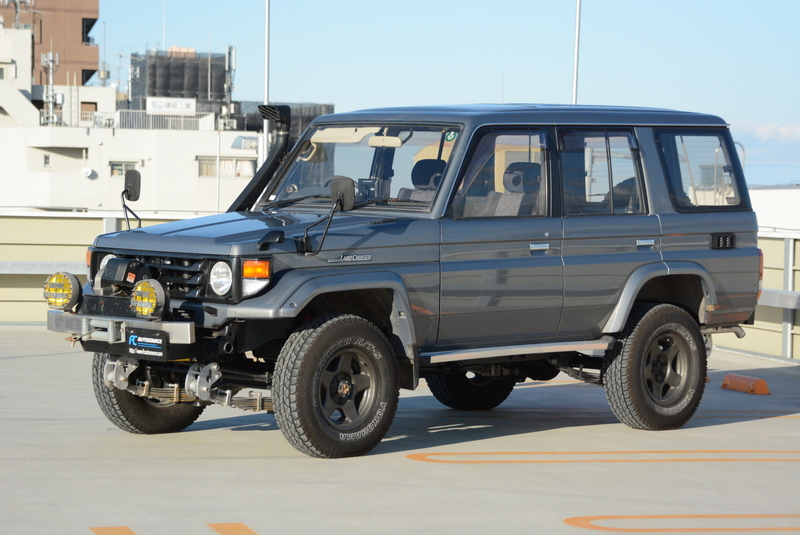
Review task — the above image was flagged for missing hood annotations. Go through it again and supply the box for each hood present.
[94,210,424,257]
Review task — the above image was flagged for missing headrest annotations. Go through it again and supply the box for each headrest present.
[411,159,446,190]
[503,162,541,194]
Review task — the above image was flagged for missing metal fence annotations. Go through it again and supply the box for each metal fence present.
[40,110,217,131]
[116,110,216,131]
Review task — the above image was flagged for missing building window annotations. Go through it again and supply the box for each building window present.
[43,154,51,167]
[198,157,256,178]
[0,67,4,80]
[110,162,136,176]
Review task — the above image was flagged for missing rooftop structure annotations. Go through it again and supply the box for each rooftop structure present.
[0,0,99,86]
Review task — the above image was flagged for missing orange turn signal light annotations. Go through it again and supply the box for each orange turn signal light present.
[243,259,271,279]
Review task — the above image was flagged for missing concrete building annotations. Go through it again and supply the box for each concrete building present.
[0,0,99,86]
[0,20,262,215]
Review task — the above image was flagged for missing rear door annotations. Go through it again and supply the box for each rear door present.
[557,129,662,339]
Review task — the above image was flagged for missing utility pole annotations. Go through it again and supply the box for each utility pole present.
[572,0,581,105]
[260,0,270,167]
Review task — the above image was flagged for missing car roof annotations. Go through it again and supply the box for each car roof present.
[311,104,728,128]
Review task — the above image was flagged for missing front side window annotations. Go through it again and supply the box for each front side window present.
[449,129,547,218]
[559,130,644,215]
[656,129,743,210]
[256,124,460,211]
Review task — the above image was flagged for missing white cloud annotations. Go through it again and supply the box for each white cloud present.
[732,121,800,143]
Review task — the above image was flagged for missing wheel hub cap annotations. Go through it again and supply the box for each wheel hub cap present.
[651,353,668,383]
[330,372,352,404]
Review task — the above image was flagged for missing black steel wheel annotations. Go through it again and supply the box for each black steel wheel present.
[604,303,706,430]
[91,353,205,434]
[273,314,399,458]
[427,371,515,410]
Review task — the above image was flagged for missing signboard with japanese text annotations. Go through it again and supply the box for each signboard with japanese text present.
[146,97,197,116]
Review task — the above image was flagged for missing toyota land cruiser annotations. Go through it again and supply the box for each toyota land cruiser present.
[45,104,761,458]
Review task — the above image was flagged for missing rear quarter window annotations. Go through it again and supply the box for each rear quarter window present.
[655,128,749,212]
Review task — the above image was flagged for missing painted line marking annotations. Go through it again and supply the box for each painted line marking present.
[89,524,261,535]
[208,524,261,535]
[564,514,800,532]
[406,450,800,464]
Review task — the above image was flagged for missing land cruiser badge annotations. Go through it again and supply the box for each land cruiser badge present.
[327,254,372,264]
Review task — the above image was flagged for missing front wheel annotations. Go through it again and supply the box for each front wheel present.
[604,303,706,430]
[273,314,399,458]
[91,353,205,434]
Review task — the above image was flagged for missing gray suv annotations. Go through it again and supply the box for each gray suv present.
[45,104,761,458]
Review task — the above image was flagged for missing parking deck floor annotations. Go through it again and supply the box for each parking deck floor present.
[2,325,799,534]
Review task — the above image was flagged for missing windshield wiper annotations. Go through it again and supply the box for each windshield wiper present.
[350,199,389,209]
[260,194,330,212]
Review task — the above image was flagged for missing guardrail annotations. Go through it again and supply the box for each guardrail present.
[1,211,798,362]
[40,110,217,131]
[714,230,800,361]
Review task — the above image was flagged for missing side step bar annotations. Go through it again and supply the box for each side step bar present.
[420,336,615,364]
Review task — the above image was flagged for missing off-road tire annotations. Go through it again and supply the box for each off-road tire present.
[91,352,205,434]
[427,372,515,410]
[604,303,706,430]
[273,314,399,458]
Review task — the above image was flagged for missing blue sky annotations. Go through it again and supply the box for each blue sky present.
[98,0,800,186]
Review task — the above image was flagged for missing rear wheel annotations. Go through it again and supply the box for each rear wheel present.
[604,303,706,430]
[273,314,399,458]
[427,372,515,410]
[91,352,205,434]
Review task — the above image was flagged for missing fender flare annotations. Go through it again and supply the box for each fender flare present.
[602,261,717,334]
[276,271,420,389]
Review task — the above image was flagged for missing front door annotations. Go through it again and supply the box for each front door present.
[438,128,563,349]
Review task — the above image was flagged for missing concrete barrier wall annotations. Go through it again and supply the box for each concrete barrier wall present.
[0,212,183,322]
[3,212,797,362]
[716,233,800,361]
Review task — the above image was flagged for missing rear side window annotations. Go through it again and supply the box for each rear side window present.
[558,130,644,215]
[656,129,744,211]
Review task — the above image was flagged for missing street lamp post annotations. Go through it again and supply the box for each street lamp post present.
[572,0,581,105]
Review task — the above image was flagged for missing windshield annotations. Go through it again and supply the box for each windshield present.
[256,124,460,211]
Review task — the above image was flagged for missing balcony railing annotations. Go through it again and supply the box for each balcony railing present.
[40,110,216,131]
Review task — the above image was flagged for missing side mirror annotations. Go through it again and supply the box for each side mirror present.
[330,175,355,212]
[124,170,141,202]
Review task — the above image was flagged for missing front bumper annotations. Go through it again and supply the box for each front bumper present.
[47,309,195,345]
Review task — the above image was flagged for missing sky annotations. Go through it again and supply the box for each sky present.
[96,0,800,186]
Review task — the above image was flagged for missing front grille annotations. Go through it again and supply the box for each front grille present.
[134,256,207,299]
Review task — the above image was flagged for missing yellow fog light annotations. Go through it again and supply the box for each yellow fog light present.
[43,272,82,310]
[130,279,168,319]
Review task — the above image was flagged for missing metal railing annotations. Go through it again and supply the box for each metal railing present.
[40,110,216,131]
[117,110,216,131]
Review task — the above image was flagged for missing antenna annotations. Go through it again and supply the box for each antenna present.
[41,45,59,124]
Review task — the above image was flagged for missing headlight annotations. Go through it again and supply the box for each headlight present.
[242,259,271,297]
[43,272,82,310]
[209,261,233,296]
[130,279,168,319]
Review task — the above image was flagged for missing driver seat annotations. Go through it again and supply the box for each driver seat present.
[397,159,445,203]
